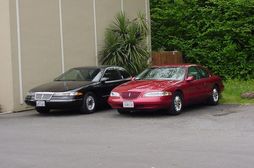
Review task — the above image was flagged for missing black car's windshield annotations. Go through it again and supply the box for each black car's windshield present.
[55,68,101,81]
[136,67,185,81]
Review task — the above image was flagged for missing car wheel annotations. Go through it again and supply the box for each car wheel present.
[117,109,129,115]
[168,92,183,115]
[36,107,50,114]
[208,86,219,105]
[80,92,97,114]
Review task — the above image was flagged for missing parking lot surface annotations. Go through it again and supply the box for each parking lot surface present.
[0,104,254,168]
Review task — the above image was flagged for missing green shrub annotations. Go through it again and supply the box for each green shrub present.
[100,12,149,75]
[150,0,254,79]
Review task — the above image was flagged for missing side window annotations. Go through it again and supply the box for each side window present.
[187,67,200,80]
[197,67,209,78]
[118,69,131,79]
[103,69,122,81]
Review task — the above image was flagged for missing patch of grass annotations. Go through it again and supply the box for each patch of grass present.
[221,79,254,104]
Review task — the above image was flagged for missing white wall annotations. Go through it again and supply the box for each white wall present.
[0,0,14,112]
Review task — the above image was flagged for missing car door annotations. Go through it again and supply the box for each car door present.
[99,68,123,101]
[185,66,205,103]
[117,67,132,84]
[196,66,213,98]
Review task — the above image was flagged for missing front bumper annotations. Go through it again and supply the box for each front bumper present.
[25,96,83,109]
[108,96,172,110]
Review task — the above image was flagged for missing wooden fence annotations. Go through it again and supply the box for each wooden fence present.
[152,51,184,66]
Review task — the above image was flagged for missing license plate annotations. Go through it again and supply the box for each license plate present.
[36,101,45,107]
[123,101,134,108]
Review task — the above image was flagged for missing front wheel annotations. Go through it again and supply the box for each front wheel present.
[167,92,183,115]
[80,92,97,114]
[208,87,219,105]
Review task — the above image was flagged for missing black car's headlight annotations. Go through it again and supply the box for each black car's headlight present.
[27,92,35,97]
[53,92,83,97]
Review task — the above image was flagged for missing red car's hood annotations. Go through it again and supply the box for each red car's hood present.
[114,80,180,92]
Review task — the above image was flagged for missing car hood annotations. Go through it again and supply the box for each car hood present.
[30,81,94,92]
[114,80,180,92]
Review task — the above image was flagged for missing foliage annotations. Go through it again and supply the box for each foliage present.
[221,79,254,104]
[150,0,254,79]
[100,12,149,75]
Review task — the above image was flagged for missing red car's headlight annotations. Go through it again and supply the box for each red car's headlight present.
[143,91,172,97]
[110,91,120,97]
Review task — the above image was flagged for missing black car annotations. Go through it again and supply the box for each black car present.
[25,66,131,114]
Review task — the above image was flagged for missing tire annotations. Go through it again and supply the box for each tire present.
[117,109,129,115]
[208,86,219,105]
[167,92,183,115]
[36,107,50,114]
[80,92,97,114]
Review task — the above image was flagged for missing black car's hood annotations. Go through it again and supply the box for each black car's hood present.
[30,81,94,92]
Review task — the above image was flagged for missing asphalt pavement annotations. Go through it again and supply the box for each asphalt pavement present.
[0,104,254,168]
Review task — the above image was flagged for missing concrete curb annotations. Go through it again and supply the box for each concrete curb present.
[0,108,34,115]
[0,111,13,115]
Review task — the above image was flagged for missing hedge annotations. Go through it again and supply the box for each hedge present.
[150,0,254,79]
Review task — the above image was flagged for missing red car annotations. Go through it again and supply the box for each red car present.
[108,64,224,115]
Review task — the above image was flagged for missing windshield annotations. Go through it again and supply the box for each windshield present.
[136,67,185,81]
[55,68,101,81]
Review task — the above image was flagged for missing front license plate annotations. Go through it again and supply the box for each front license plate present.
[36,101,45,107]
[123,101,134,108]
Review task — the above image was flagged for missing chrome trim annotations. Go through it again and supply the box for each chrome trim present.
[35,92,54,101]
[49,99,79,102]
[105,79,124,84]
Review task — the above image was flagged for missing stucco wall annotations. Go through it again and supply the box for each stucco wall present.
[6,0,150,112]
[0,0,14,112]
[62,0,96,70]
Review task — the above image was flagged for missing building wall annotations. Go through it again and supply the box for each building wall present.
[61,0,96,70]
[3,0,150,112]
[0,0,14,112]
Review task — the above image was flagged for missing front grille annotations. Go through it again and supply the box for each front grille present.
[121,92,140,99]
[35,93,53,101]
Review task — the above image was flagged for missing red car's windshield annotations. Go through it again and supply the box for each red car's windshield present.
[136,67,185,81]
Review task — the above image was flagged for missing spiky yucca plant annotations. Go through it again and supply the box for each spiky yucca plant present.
[100,12,149,75]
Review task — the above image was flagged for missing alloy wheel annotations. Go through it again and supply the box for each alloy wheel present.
[86,95,95,111]
[174,95,182,112]
[212,88,219,103]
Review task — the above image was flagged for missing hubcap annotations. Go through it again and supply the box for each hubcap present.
[86,96,95,111]
[212,88,219,102]
[174,96,182,112]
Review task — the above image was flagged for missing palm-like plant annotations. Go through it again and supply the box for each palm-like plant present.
[100,12,149,75]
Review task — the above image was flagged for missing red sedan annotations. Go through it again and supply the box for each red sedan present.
[108,64,224,115]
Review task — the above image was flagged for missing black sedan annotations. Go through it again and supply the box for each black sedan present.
[25,66,131,114]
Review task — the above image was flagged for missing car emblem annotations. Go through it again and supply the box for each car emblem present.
[128,93,131,97]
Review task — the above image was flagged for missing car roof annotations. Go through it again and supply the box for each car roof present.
[151,64,198,68]
[72,65,124,70]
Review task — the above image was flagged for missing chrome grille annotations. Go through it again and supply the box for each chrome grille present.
[35,92,53,101]
[121,92,140,99]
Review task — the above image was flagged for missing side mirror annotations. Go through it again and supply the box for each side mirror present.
[100,77,109,83]
[186,76,195,82]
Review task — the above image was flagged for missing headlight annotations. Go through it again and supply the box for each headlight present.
[143,91,172,97]
[110,92,120,97]
[53,92,83,97]
[27,92,35,96]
